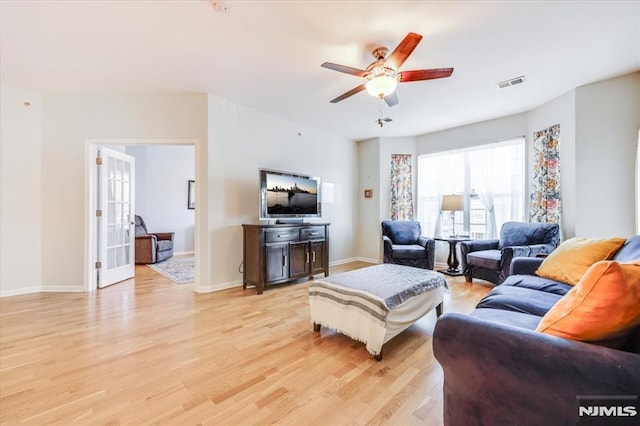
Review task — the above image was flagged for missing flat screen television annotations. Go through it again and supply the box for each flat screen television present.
[259,168,321,220]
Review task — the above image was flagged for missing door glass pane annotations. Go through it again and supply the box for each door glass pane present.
[123,161,131,182]
[108,202,116,225]
[116,246,124,267]
[115,203,122,224]
[108,159,115,179]
[108,225,116,246]
[107,247,115,269]
[124,246,130,265]
[124,227,130,244]
[115,159,123,180]
[108,181,115,200]
[123,183,130,202]
[116,225,123,245]
[123,204,130,224]
[115,181,122,203]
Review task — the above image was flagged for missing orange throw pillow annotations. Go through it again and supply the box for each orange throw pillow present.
[535,237,626,285]
[536,261,640,345]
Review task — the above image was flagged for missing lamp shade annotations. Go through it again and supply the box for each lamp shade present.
[441,194,464,211]
[365,72,398,98]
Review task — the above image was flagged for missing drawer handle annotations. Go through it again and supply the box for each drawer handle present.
[277,234,290,238]
[309,232,319,236]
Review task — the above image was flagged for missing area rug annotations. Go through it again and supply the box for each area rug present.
[147,256,194,284]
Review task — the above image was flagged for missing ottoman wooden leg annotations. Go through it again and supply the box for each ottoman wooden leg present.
[373,348,383,361]
[313,323,321,332]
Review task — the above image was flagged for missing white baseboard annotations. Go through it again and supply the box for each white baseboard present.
[174,251,195,256]
[330,257,379,266]
[196,279,243,293]
[0,286,41,298]
[42,286,84,293]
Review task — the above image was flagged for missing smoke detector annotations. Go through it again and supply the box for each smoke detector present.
[209,0,229,13]
[497,76,525,89]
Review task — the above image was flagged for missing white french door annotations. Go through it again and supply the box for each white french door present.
[97,147,136,288]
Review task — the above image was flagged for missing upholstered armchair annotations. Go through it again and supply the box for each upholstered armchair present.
[134,215,175,264]
[460,221,560,285]
[381,220,435,270]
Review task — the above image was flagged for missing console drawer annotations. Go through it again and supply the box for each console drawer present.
[300,226,325,240]
[264,229,298,243]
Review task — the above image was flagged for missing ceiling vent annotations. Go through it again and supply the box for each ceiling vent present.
[497,76,525,89]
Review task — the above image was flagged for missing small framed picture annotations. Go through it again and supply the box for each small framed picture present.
[364,189,373,198]
[188,180,195,209]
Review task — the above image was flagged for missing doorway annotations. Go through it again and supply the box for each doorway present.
[84,138,203,292]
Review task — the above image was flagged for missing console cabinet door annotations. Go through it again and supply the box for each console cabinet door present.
[265,243,288,283]
[310,240,325,274]
[289,241,309,279]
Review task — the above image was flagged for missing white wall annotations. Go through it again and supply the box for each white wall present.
[0,86,43,296]
[41,93,208,291]
[206,96,358,291]
[528,90,576,238]
[415,112,529,155]
[357,139,381,262]
[574,72,640,238]
[126,145,195,253]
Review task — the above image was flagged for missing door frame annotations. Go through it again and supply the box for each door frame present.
[84,138,203,292]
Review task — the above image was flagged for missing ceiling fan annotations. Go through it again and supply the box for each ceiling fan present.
[321,32,454,107]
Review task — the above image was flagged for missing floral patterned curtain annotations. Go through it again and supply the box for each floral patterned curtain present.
[390,154,414,220]
[529,124,561,224]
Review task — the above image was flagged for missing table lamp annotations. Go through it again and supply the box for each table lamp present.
[441,194,464,237]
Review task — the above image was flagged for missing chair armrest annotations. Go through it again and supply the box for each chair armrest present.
[433,313,640,426]
[417,235,434,249]
[153,232,174,241]
[460,239,499,253]
[382,235,393,249]
[135,234,157,264]
[527,243,556,256]
[500,243,557,274]
[510,257,544,275]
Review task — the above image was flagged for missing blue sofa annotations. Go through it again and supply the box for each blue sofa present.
[433,235,640,426]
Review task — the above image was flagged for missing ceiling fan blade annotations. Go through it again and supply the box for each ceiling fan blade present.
[330,84,366,103]
[321,62,369,77]
[384,92,399,107]
[399,68,454,82]
[385,32,423,70]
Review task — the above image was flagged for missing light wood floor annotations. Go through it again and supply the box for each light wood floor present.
[0,262,492,425]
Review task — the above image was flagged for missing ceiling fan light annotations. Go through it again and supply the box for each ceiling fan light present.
[365,73,398,98]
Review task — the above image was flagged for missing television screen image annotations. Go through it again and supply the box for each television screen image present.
[265,172,319,215]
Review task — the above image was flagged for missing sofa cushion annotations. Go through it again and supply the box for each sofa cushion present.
[466,249,501,270]
[477,285,563,317]
[470,308,542,331]
[535,237,626,285]
[536,261,640,346]
[498,222,559,249]
[502,274,573,296]
[613,235,640,262]
[389,244,428,259]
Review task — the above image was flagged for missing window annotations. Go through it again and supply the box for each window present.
[417,137,525,239]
